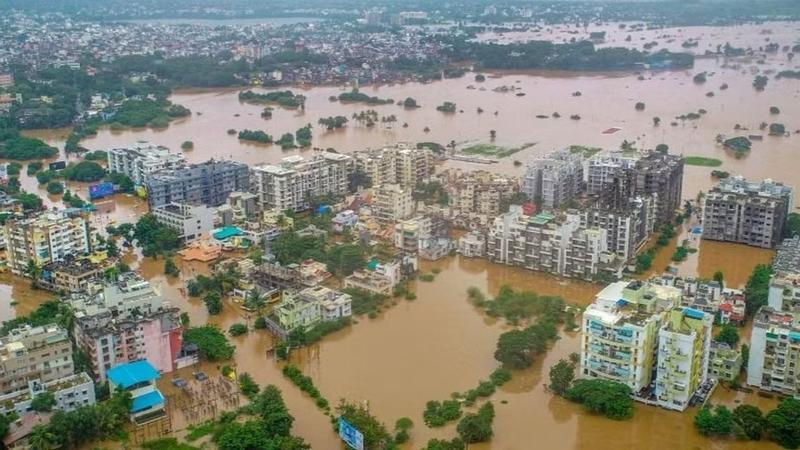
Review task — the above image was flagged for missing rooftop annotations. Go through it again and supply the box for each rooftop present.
[107,360,160,388]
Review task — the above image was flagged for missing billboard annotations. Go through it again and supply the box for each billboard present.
[88,181,114,200]
[49,161,67,171]
[338,418,364,450]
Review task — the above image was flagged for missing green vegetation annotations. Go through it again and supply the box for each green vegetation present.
[766,398,800,448]
[786,213,800,238]
[181,141,194,150]
[565,379,634,420]
[0,135,58,160]
[770,106,781,115]
[693,72,707,83]
[345,288,389,316]
[723,136,752,154]
[715,324,740,346]
[239,90,304,108]
[318,116,348,130]
[296,125,312,148]
[237,129,272,144]
[337,400,395,449]
[46,181,64,195]
[403,97,419,108]
[635,223,676,273]
[275,317,351,359]
[424,400,462,427]
[30,392,57,412]
[711,170,730,179]
[456,402,495,444]
[753,75,769,91]
[482,285,565,325]
[133,213,181,257]
[62,190,87,208]
[163,256,179,277]
[276,132,295,149]
[228,323,248,336]
[204,291,223,315]
[1,301,61,335]
[83,150,108,161]
[671,245,689,262]
[744,264,772,317]
[568,145,602,158]
[461,142,535,159]
[548,358,577,396]
[682,156,722,167]
[112,98,189,128]
[237,373,259,399]
[769,123,786,136]
[436,101,457,113]
[635,102,646,110]
[695,405,734,436]
[414,181,449,205]
[282,365,330,411]
[338,90,392,105]
[183,326,235,361]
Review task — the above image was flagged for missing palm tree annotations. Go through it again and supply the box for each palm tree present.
[28,425,56,450]
[245,290,266,312]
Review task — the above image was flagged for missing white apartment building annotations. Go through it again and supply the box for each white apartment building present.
[352,143,432,188]
[523,149,584,209]
[252,153,352,212]
[152,202,214,242]
[2,212,90,276]
[373,184,415,223]
[107,141,186,184]
[0,372,96,416]
[580,281,681,393]
[586,150,640,195]
[747,307,800,396]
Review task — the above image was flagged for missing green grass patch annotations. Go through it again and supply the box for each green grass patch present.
[682,156,722,167]
[568,145,602,158]
[185,422,216,442]
[461,142,536,158]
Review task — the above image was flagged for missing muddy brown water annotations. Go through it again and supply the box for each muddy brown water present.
[5,21,798,450]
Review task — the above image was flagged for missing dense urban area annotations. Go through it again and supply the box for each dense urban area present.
[1,0,800,449]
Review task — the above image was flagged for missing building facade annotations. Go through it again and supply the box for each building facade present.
[523,149,584,209]
[253,153,352,212]
[2,212,90,276]
[145,160,250,209]
[152,202,215,242]
[747,307,800,396]
[352,144,431,188]
[373,184,415,223]
[0,325,75,397]
[107,142,186,184]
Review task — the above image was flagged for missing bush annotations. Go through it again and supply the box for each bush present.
[254,317,267,329]
[695,405,734,436]
[238,372,260,399]
[565,379,634,420]
[423,400,462,427]
[456,402,494,443]
[61,161,106,182]
[229,323,248,336]
[183,326,235,360]
[46,181,64,195]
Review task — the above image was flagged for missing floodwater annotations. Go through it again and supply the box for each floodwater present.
[5,21,799,449]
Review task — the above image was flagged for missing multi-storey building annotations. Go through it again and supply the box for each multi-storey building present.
[708,342,743,382]
[0,372,95,416]
[486,207,621,280]
[107,360,166,424]
[747,306,800,396]
[343,253,418,295]
[444,170,518,216]
[373,184,415,223]
[651,275,746,325]
[769,272,800,313]
[580,280,681,393]
[523,149,584,209]
[227,191,261,221]
[457,231,486,258]
[579,195,655,261]
[394,216,451,260]
[152,202,215,242]
[68,273,189,381]
[773,235,800,275]
[3,212,90,276]
[274,286,352,332]
[252,153,352,212]
[655,307,713,411]
[332,210,359,233]
[352,143,431,188]
[144,160,250,209]
[107,142,186,184]
[588,150,683,225]
[0,325,75,397]
[702,177,793,249]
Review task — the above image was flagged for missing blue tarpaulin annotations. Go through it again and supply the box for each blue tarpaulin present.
[107,360,160,389]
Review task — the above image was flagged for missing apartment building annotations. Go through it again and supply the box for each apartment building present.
[107,142,186,184]
[0,372,95,416]
[486,207,621,281]
[332,210,359,233]
[144,160,250,209]
[252,153,352,212]
[152,202,214,242]
[274,286,352,332]
[343,253,418,295]
[523,149,584,209]
[351,143,431,188]
[708,342,743,382]
[773,235,800,275]
[655,307,713,411]
[394,216,451,260]
[458,231,486,258]
[373,183,414,223]
[587,150,683,225]
[68,273,189,381]
[651,275,746,325]
[747,306,800,396]
[3,211,90,276]
[702,177,793,249]
[40,257,105,293]
[580,281,681,393]
[445,170,518,216]
[579,195,655,261]
[0,325,75,396]
[227,191,261,220]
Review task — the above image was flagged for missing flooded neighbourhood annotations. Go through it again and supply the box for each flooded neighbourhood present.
[2,5,800,450]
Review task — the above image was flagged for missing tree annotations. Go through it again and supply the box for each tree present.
[204,291,223,315]
[238,373,260,399]
[61,161,106,182]
[695,405,734,436]
[46,181,64,195]
[489,129,496,139]
[548,359,576,396]
[733,404,766,440]
[635,102,645,111]
[456,402,494,443]
[164,256,179,277]
[744,264,772,317]
[785,213,800,238]
[713,271,724,289]
[653,117,661,126]
[715,323,739,346]
[336,401,394,449]
[183,326,234,360]
[402,97,419,108]
[30,392,57,412]
[28,424,57,450]
[494,329,535,369]
[325,244,366,277]
[133,214,181,257]
[244,290,266,312]
[181,140,194,150]
[565,379,634,420]
[655,143,669,154]
[767,398,800,449]
[229,323,248,336]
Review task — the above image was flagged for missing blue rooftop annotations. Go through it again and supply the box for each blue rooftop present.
[131,390,164,413]
[213,226,243,240]
[683,308,705,320]
[616,299,627,307]
[107,360,160,389]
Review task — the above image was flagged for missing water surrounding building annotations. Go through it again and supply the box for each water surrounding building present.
[523,149,584,209]
[144,160,250,209]
[107,141,187,184]
[352,143,431,188]
[2,211,90,276]
[253,153,352,212]
[702,177,793,249]
[274,286,352,332]
[457,231,486,258]
[655,307,713,411]
[152,202,215,242]
[107,360,166,424]
[487,207,621,280]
